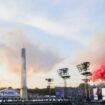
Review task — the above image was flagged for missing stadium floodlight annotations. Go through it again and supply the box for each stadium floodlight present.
[77,64,83,72]
[77,62,90,72]
[58,68,70,79]
[45,78,53,83]
[57,68,70,98]
[45,78,53,96]
[76,62,91,101]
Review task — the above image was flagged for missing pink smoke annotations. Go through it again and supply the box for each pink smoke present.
[89,65,105,82]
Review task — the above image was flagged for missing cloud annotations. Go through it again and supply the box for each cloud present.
[21,15,70,36]
[0,2,70,39]
[2,0,104,46]
[0,5,11,20]
[52,0,60,5]
[0,29,62,75]
[20,14,88,45]
[0,1,17,21]
[0,0,87,45]
[73,32,105,70]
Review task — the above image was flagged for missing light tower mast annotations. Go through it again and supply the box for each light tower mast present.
[45,78,53,96]
[21,48,27,100]
[57,68,70,98]
[76,62,91,100]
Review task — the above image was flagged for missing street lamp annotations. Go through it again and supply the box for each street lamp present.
[45,78,53,96]
[76,62,92,100]
[57,68,70,98]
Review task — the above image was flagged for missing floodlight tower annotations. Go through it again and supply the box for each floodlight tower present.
[45,78,53,95]
[76,62,92,100]
[57,68,70,98]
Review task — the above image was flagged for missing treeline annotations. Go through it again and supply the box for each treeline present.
[0,87,55,95]
[28,88,55,95]
[1,82,104,96]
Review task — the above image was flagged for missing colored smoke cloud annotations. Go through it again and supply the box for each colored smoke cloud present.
[89,65,105,82]
[73,33,105,83]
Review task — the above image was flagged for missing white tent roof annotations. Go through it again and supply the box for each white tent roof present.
[0,88,20,97]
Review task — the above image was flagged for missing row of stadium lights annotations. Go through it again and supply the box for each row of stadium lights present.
[45,62,91,100]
